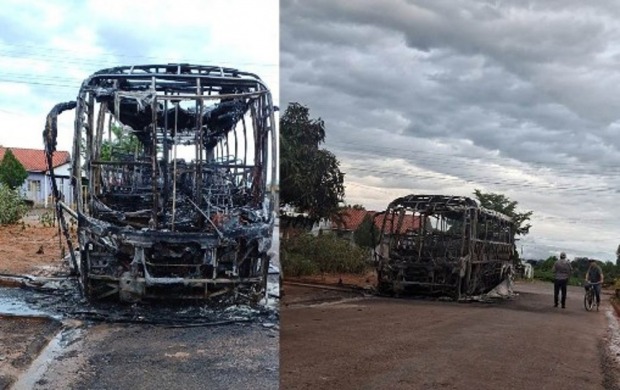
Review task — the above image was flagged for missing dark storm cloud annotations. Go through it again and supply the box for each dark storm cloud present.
[281,0,620,261]
[282,1,620,159]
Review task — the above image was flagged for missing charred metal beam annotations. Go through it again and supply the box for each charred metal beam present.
[43,101,80,284]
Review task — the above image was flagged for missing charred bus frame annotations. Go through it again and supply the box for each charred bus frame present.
[43,64,277,302]
[374,195,514,299]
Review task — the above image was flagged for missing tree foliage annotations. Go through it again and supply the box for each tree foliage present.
[473,189,533,236]
[280,103,345,220]
[534,256,620,286]
[353,213,380,249]
[100,124,141,161]
[0,149,28,190]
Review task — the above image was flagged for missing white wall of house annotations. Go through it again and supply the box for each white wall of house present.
[21,163,73,207]
[53,163,71,177]
[22,172,46,205]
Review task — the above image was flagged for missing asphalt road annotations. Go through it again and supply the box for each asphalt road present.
[0,281,280,390]
[31,322,279,390]
[280,281,620,390]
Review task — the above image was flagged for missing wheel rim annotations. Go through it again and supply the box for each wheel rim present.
[584,291,594,311]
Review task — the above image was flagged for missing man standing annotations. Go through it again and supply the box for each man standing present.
[585,259,604,310]
[552,252,572,308]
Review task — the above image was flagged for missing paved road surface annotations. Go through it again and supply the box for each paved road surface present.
[30,322,278,390]
[281,281,620,390]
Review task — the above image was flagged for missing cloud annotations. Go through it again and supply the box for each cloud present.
[282,0,620,261]
[0,0,278,153]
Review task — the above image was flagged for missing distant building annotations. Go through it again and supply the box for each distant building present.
[0,146,72,207]
[314,207,423,241]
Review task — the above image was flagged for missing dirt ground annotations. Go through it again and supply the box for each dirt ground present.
[0,210,68,276]
[0,213,68,389]
[286,270,377,290]
[281,281,620,390]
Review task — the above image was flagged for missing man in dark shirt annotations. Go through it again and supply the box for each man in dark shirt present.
[585,259,604,309]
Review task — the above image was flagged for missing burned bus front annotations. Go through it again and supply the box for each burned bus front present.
[44,64,277,302]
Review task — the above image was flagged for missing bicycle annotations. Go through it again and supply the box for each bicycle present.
[583,281,602,311]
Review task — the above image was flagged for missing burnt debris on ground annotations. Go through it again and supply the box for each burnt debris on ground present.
[0,273,279,327]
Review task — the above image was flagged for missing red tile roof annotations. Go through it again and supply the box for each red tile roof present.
[332,208,372,231]
[0,147,70,173]
[374,213,421,234]
[333,208,421,233]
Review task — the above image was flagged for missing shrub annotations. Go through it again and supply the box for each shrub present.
[39,211,56,227]
[0,184,28,225]
[281,253,320,277]
[533,269,580,286]
[0,149,27,189]
[281,233,371,277]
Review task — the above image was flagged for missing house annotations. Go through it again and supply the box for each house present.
[316,208,423,241]
[0,146,72,207]
[327,208,377,240]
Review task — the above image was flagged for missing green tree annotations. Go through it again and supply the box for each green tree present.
[280,103,345,220]
[473,189,533,236]
[0,184,28,224]
[601,260,619,282]
[353,213,380,249]
[539,255,557,271]
[100,124,141,161]
[616,244,620,267]
[0,149,28,190]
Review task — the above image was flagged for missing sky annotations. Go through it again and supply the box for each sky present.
[0,0,279,156]
[281,0,620,262]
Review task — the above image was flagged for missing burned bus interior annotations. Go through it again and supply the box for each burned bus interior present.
[43,64,277,303]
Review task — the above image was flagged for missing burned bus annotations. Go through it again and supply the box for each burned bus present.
[374,195,514,299]
[43,64,277,302]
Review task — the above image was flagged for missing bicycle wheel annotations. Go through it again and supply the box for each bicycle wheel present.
[584,289,594,311]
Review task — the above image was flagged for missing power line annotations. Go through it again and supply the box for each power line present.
[329,138,620,173]
[0,46,278,68]
[0,77,77,89]
[330,138,620,193]
[345,176,618,222]
[342,165,618,195]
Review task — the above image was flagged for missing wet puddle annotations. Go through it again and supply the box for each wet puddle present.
[0,291,49,317]
[10,326,83,390]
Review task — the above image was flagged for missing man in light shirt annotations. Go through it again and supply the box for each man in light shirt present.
[552,252,572,309]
